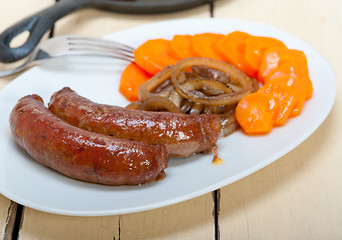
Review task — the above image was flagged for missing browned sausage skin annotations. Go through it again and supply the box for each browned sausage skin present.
[48,87,221,158]
[10,95,168,185]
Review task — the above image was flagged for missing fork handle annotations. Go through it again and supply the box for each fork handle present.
[0,0,91,63]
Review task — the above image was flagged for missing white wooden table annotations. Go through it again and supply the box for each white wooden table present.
[1,0,341,239]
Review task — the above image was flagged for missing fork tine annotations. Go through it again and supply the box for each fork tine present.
[67,36,134,53]
[67,50,135,62]
[67,46,135,61]
[66,36,135,62]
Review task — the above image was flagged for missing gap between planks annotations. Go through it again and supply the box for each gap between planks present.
[213,189,221,240]
[3,201,20,240]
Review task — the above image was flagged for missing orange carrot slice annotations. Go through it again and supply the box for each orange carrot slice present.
[192,33,224,60]
[272,75,307,117]
[258,47,309,83]
[245,36,287,74]
[215,31,257,78]
[169,35,195,59]
[259,74,305,125]
[119,62,153,102]
[265,63,313,100]
[236,91,276,134]
[134,39,178,75]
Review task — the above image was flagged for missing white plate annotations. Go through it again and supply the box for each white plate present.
[0,18,336,216]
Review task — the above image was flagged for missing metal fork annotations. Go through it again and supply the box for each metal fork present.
[0,35,135,77]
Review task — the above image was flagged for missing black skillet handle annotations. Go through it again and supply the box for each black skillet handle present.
[0,0,91,63]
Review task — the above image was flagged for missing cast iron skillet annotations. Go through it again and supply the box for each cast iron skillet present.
[0,0,212,63]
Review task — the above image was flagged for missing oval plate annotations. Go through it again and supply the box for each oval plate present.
[0,18,336,216]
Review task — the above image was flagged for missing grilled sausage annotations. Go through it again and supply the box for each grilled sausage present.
[48,87,221,158]
[10,94,168,185]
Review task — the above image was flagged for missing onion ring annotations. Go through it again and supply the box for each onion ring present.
[171,57,254,105]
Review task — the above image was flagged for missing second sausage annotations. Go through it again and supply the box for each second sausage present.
[48,87,221,158]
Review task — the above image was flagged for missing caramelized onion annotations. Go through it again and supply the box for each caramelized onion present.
[171,57,254,106]
[127,96,181,113]
[126,57,257,136]
[138,66,172,102]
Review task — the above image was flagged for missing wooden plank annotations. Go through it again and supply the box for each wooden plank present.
[218,131,342,239]
[18,194,215,240]
[118,194,215,240]
[214,0,342,239]
[18,208,119,240]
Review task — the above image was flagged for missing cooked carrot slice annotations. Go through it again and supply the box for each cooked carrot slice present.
[236,92,276,134]
[258,75,305,125]
[169,35,195,59]
[119,62,153,102]
[258,47,309,83]
[134,39,178,75]
[215,31,257,78]
[271,75,307,117]
[244,36,287,74]
[264,63,313,100]
[192,33,224,60]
